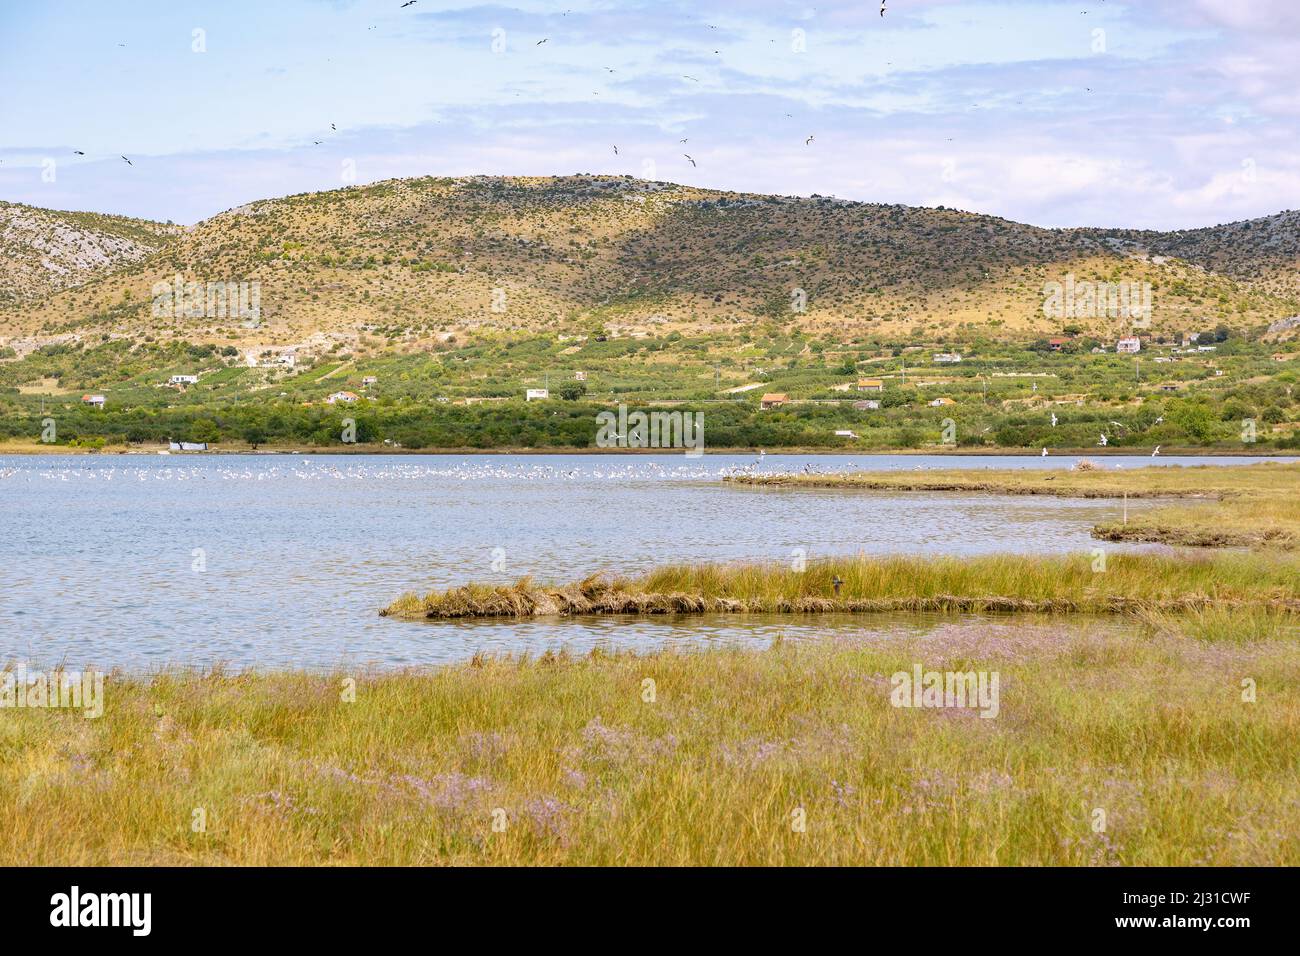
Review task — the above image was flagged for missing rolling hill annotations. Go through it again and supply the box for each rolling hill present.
[0,200,178,307]
[1,176,1297,357]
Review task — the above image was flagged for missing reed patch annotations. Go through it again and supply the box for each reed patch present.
[382,552,1300,620]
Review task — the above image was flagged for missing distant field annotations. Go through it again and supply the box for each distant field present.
[2,331,1297,452]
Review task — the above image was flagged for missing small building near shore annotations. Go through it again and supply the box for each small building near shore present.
[856,378,884,392]
[525,388,550,401]
[327,391,359,404]
[81,394,106,407]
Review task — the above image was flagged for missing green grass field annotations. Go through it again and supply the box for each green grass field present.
[3,615,1296,865]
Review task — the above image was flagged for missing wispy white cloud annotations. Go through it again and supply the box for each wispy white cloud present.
[0,0,1295,228]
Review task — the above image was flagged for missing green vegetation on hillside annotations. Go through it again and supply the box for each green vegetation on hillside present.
[1,329,1297,451]
[2,177,1297,451]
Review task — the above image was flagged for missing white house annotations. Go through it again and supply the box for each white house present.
[834,429,859,439]
[933,353,963,363]
[1116,336,1141,353]
[169,374,200,385]
[361,376,378,386]
[525,388,550,401]
[326,391,359,404]
[246,349,297,369]
[574,371,587,381]
[81,394,106,408]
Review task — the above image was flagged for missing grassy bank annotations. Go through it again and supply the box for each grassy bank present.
[1093,496,1300,550]
[723,460,1300,498]
[383,552,1300,620]
[725,461,1300,550]
[3,618,1296,865]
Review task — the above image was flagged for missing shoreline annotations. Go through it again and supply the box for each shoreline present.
[724,462,1300,550]
[2,441,1295,458]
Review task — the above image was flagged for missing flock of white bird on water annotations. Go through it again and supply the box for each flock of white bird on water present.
[0,458,800,484]
[0,453,1211,485]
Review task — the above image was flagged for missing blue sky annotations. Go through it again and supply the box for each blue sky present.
[1,0,1297,229]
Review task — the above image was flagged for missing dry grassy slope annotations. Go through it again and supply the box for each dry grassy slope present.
[0,200,178,307]
[2,176,1296,348]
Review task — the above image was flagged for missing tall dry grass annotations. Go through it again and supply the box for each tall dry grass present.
[384,551,1300,619]
[2,618,1297,865]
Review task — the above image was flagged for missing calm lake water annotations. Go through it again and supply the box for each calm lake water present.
[0,453,1288,670]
